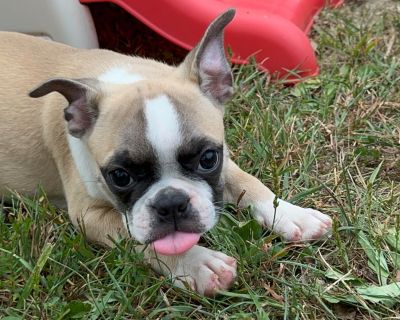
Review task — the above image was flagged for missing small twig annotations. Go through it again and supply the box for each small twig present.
[236,189,246,207]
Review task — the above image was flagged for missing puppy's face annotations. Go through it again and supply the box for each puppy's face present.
[29,9,235,254]
[91,82,225,244]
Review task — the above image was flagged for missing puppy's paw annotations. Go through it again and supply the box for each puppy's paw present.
[172,246,237,296]
[253,199,332,241]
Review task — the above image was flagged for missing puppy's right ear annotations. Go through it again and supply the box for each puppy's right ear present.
[29,78,100,138]
[179,9,235,106]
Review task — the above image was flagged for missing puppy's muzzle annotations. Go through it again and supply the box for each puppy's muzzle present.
[151,187,192,224]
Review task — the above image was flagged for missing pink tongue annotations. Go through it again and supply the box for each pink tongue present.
[152,232,200,256]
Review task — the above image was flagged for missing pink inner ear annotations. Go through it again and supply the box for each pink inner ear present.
[64,97,94,138]
[199,37,226,74]
[197,37,233,103]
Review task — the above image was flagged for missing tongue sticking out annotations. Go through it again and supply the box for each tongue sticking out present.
[151,232,200,256]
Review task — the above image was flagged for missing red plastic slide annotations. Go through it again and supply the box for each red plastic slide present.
[81,0,343,81]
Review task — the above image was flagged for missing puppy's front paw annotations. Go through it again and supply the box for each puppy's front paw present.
[253,199,332,241]
[171,246,237,296]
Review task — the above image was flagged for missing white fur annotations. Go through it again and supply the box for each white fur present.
[98,67,143,84]
[150,245,237,296]
[67,136,112,202]
[144,95,182,167]
[253,198,332,241]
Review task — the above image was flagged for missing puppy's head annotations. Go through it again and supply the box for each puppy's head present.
[29,9,235,255]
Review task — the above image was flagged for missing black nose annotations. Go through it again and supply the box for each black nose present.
[152,187,191,221]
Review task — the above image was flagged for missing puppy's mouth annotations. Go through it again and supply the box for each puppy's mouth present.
[151,231,201,256]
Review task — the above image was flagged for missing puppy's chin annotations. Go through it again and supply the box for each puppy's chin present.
[123,177,218,254]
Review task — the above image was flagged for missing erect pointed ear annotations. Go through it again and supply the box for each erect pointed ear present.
[179,9,235,105]
[29,78,100,138]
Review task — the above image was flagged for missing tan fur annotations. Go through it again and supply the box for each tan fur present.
[224,159,275,205]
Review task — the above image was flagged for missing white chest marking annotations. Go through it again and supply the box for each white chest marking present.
[98,67,143,84]
[144,95,182,166]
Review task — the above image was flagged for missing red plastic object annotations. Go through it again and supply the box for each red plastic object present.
[81,0,343,81]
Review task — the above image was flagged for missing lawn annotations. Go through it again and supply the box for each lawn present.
[1,1,400,319]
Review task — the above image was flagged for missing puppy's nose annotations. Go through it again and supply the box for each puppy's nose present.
[152,187,191,221]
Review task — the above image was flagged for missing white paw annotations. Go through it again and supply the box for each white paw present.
[253,199,332,241]
[171,246,237,296]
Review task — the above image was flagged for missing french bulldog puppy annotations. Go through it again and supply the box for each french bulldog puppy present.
[0,9,331,295]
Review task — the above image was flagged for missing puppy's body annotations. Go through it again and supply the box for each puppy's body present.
[0,10,332,295]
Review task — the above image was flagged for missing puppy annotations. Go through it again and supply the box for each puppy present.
[0,9,331,295]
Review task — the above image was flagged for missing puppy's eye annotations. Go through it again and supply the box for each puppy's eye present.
[198,149,219,172]
[109,169,133,188]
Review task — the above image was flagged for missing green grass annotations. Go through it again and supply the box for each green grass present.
[1,1,400,318]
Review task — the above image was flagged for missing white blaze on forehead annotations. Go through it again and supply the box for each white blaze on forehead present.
[98,67,143,84]
[144,95,182,164]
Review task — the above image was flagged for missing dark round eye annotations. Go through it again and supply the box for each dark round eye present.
[109,169,133,188]
[198,149,219,171]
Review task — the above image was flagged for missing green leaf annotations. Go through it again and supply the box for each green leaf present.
[384,228,400,252]
[90,290,114,320]
[64,300,92,319]
[233,219,263,241]
[322,282,400,307]
[356,282,400,306]
[388,251,400,269]
[219,210,240,229]
[357,231,389,285]
[322,294,342,304]
[18,242,54,308]
[368,161,383,186]
[354,146,380,159]
[325,269,360,283]
[0,248,33,272]
[74,242,95,259]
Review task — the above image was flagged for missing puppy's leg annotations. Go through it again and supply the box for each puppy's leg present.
[224,160,332,241]
[67,199,128,246]
[142,245,237,296]
[62,178,128,246]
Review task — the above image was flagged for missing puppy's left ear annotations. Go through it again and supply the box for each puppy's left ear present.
[29,78,100,138]
[179,9,235,105]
